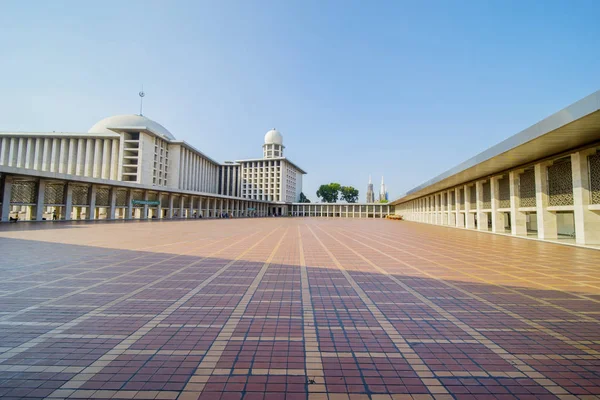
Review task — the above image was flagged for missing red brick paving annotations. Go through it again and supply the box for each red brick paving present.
[0,218,599,399]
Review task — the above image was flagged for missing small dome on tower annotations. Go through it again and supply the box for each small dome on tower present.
[264,128,283,145]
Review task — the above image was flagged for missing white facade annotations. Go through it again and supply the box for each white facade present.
[0,115,305,203]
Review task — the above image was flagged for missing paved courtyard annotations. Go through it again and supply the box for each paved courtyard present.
[0,218,599,400]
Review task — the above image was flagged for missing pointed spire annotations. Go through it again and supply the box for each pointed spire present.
[369,175,372,184]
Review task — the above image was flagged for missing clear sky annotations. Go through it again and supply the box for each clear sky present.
[1,1,599,201]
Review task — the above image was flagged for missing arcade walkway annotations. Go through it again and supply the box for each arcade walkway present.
[0,218,599,399]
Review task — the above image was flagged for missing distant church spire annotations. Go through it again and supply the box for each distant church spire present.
[379,176,386,202]
[366,175,375,203]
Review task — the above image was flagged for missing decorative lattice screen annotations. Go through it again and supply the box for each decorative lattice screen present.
[161,194,169,208]
[183,197,190,208]
[519,169,536,207]
[96,187,110,207]
[548,160,573,206]
[132,190,144,202]
[72,185,89,206]
[459,189,465,209]
[448,191,454,210]
[44,183,65,205]
[469,186,476,207]
[10,181,36,204]
[590,153,600,205]
[147,192,158,202]
[498,177,510,208]
[482,181,491,209]
[116,189,128,207]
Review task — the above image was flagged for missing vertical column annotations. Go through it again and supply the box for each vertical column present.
[534,162,557,240]
[142,191,149,219]
[219,199,223,217]
[126,189,133,220]
[35,179,46,221]
[213,198,217,217]
[179,196,185,218]
[109,187,117,220]
[87,185,97,220]
[168,194,175,219]
[490,177,503,233]
[1,175,13,222]
[64,183,73,221]
[189,196,195,218]
[464,185,474,229]
[509,171,527,236]
[572,150,600,245]
[157,193,163,219]
[476,181,486,231]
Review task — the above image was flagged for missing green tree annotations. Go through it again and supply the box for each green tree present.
[299,192,311,203]
[379,199,389,203]
[340,186,359,203]
[316,183,341,203]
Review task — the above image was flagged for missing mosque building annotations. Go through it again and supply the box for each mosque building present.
[0,114,306,219]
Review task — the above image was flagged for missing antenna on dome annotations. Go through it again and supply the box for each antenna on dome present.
[138,85,145,116]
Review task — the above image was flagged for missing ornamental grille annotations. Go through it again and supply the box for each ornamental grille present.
[147,192,158,202]
[132,190,144,202]
[442,193,447,207]
[116,189,128,207]
[459,189,464,209]
[161,194,169,208]
[482,181,491,209]
[183,197,190,208]
[10,181,36,204]
[469,186,476,207]
[548,160,573,206]
[448,191,454,210]
[498,177,510,208]
[519,169,536,207]
[590,153,600,204]
[44,183,65,205]
[96,188,110,207]
[72,185,89,206]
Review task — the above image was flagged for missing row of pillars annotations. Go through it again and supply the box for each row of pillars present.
[290,204,391,218]
[0,176,270,222]
[397,150,600,245]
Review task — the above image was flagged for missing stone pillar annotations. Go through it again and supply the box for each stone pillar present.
[1,175,12,222]
[87,185,97,220]
[124,189,133,219]
[109,187,117,220]
[572,150,600,244]
[157,193,163,219]
[189,196,195,218]
[142,191,149,219]
[64,183,73,221]
[534,162,557,239]
[219,199,223,217]
[168,194,175,219]
[454,191,462,227]
[492,179,502,231]
[490,177,504,233]
[464,185,474,228]
[509,171,527,236]
[476,181,487,231]
[179,196,185,218]
[35,179,46,221]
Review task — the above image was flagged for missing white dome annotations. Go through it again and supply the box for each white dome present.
[88,114,176,141]
[264,128,283,145]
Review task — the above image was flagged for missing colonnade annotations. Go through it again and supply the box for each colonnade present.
[0,174,270,222]
[289,203,391,218]
[395,148,600,246]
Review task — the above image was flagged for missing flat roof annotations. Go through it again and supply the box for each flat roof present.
[235,157,307,174]
[390,90,600,205]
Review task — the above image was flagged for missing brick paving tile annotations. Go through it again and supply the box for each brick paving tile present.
[0,218,599,399]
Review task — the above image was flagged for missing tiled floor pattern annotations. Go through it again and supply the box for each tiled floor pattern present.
[0,218,599,400]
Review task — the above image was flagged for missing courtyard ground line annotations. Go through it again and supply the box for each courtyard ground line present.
[179,228,290,399]
[318,225,577,397]
[49,224,286,398]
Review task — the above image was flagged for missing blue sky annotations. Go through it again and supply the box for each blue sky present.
[1,1,599,201]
